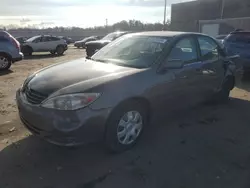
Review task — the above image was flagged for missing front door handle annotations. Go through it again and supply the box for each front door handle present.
[180,76,187,79]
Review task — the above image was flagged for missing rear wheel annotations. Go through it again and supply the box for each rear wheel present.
[22,46,32,56]
[105,101,147,153]
[56,46,64,55]
[0,54,11,71]
[212,76,235,104]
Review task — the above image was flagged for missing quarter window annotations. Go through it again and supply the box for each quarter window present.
[50,37,60,41]
[168,37,198,63]
[198,36,219,61]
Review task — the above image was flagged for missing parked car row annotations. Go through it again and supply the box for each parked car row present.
[85,31,132,58]
[74,36,100,48]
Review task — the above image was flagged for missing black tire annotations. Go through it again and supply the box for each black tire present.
[22,46,32,56]
[56,46,64,55]
[105,101,148,153]
[212,76,235,104]
[0,54,11,71]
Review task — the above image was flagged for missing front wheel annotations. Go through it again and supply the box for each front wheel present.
[0,54,11,71]
[105,102,147,153]
[56,46,65,55]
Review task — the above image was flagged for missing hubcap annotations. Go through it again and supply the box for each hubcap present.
[0,56,9,69]
[58,47,63,54]
[117,111,143,145]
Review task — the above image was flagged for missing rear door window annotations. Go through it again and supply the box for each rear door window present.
[168,37,198,64]
[33,37,41,43]
[41,36,50,42]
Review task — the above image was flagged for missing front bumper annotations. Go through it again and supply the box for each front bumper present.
[16,89,111,146]
[74,43,81,47]
[12,52,24,63]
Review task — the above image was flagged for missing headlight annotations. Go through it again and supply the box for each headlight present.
[21,73,36,91]
[41,93,101,110]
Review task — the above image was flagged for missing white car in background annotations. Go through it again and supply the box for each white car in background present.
[22,35,68,56]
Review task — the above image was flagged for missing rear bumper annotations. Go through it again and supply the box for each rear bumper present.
[12,52,24,63]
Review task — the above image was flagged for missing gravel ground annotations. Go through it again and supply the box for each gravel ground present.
[1,47,250,188]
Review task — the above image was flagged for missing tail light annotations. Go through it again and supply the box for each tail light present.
[10,36,20,50]
[4,33,20,50]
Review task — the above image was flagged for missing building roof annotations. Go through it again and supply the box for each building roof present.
[131,31,197,37]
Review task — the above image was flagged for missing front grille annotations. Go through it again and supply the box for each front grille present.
[24,87,48,105]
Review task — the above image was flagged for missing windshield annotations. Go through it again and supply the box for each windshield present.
[82,37,93,42]
[102,32,122,41]
[26,36,39,42]
[92,35,170,68]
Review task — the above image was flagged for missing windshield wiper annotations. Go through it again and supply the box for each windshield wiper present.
[90,58,109,63]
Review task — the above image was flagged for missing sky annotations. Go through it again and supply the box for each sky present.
[0,0,192,28]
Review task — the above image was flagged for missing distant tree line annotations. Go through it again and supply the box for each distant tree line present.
[0,19,171,33]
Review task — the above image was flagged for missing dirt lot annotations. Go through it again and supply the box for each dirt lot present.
[1,47,250,188]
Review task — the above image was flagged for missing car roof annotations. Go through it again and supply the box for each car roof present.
[0,31,11,36]
[229,31,250,35]
[129,31,202,37]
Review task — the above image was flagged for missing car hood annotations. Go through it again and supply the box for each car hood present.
[28,58,136,96]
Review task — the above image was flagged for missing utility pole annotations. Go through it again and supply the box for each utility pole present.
[163,0,167,30]
[220,0,225,19]
[105,19,108,28]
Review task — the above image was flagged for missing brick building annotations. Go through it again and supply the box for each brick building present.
[171,0,250,36]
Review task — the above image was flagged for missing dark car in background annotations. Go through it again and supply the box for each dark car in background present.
[85,31,131,58]
[223,31,250,73]
[58,36,74,44]
[74,36,99,48]
[17,31,240,152]
[215,34,227,43]
[15,36,28,45]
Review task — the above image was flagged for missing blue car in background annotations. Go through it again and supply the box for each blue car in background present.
[223,31,250,73]
[0,31,23,71]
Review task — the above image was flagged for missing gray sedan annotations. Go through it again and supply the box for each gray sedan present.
[16,31,240,152]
